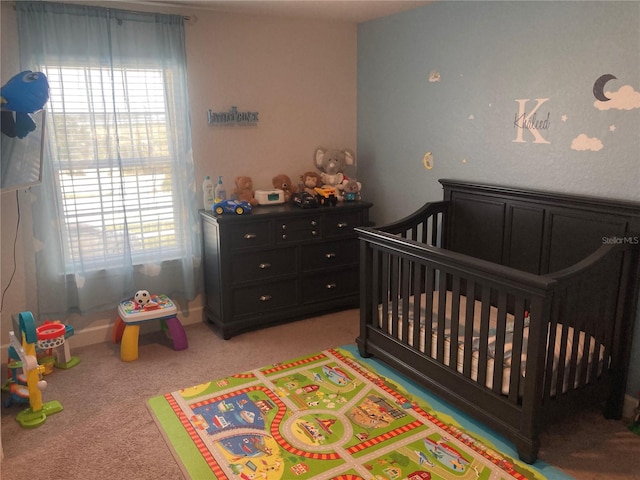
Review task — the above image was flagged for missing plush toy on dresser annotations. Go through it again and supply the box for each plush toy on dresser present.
[314,147,355,191]
[233,176,258,206]
[340,177,362,201]
[300,171,323,196]
[272,174,297,202]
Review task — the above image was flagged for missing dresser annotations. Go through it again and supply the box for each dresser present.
[200,201,372,339]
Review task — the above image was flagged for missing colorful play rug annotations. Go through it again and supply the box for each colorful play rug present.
[148,345,570,480]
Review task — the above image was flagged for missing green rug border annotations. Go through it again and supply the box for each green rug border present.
[148,344,573,480]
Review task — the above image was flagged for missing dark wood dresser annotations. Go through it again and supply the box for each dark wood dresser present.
[200,201,372,339]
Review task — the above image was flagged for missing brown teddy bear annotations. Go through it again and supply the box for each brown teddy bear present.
[272,174,298,202]
[233,176,258,206]
[300,171,322,196]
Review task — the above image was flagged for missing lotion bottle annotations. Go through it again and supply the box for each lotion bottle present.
[203,176,214,210]
[214,176,227,203]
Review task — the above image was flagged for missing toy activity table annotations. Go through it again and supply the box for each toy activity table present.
[112,295,188,362]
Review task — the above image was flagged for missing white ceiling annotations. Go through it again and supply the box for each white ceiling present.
[138,0,432,23]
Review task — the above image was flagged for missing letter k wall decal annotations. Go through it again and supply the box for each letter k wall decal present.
[513,98,551,144]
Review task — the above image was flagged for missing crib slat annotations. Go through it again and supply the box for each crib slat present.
[462,279,476,378]
[378,251,388,334]
[391,256,400,338]
[508,297,526,404]
[554,287,573,398]
[424,265,435,357]
[449,275,462,373]
[401,257,411,344]
[492,291,508,394]
[436,270,448,363]
[412,262,424,350]
[476,286,492,388]
[543,293,561,400]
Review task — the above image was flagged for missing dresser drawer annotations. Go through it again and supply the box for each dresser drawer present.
[324,211,362,238]
[301,239,358,272]
[277,215,321,243]
[233,280,298,316]
[228,221,272,250]
[231,248,297,284]
[302,267,359,303]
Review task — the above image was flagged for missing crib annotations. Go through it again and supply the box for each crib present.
[356,179,640,463]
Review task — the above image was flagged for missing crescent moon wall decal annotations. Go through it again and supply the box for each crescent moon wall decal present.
[593,74,617,102]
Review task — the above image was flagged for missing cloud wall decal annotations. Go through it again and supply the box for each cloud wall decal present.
[594,85,640,110]
[571,133,603,152]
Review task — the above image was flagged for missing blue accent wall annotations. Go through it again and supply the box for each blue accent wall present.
[357,1,640,397]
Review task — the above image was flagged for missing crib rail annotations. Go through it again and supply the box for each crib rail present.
[377,200,447,246]
[356,226,632,457]
[539,242,629,411]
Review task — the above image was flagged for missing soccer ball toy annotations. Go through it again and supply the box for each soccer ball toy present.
[134,290,151,307]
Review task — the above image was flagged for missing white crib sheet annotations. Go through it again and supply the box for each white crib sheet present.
[378,291,604,396]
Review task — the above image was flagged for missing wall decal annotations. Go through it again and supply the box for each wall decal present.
[513,98,551,144]
[428,71,441,83]
[571,133,603,152]
[593,83,640,111]
[593,74,617,102]
[207,106,259,126]
[422,151,434,170]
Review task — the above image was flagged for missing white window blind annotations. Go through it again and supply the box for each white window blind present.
[44,66,182,271]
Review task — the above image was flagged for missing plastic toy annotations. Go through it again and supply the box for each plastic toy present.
[36,320,80,370]
[7,312,63,428]
[214,199,253,215]
[314,186,338,206]
[134,289,151,307]
[291,191,319,208]
[272,174,297,202]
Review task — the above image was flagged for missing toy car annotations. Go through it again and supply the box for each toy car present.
[314,186,338,206]
[291,192,319,208]
[213,199,252,215]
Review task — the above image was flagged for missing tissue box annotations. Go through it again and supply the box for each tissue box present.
[255,189,285,205]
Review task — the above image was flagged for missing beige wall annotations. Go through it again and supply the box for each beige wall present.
[0,3,357,352]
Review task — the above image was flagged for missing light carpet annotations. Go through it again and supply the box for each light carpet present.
[148,345,570,480]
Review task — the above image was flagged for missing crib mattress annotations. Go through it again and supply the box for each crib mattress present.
[378,291,604,396]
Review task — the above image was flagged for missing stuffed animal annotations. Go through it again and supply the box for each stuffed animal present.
[340,177,362,202]
[314,147,355,190]
[300,171,323,196]
[272,174,298,202]
[233,176,258,206]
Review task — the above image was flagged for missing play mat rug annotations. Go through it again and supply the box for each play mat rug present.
[148,345,571,480]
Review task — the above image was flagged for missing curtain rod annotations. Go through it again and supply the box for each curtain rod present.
[12,2,194,23]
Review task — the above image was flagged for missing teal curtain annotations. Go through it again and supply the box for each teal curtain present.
[16,1,201,319]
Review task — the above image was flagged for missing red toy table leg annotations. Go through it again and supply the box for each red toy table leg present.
[112,317,125,343]
[164,316,188,351]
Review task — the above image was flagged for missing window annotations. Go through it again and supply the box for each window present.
[44,66,183,271]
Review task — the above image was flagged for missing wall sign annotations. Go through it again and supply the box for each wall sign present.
[207,106,259,126]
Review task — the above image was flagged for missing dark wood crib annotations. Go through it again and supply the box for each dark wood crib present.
[356,179,640,463]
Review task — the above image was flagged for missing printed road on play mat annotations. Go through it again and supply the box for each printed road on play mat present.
[148,346,569,480]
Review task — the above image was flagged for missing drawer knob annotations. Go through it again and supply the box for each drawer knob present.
[325,283,337,289]
[337,222,348,228]
[282,234,287,240]
[310,220,318,226]
[281,224,287,230]
[244,233,257,239]
[311,230,318,236]
[258,263,271,269]
[325,252,336,259]
[259,295,272,302]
